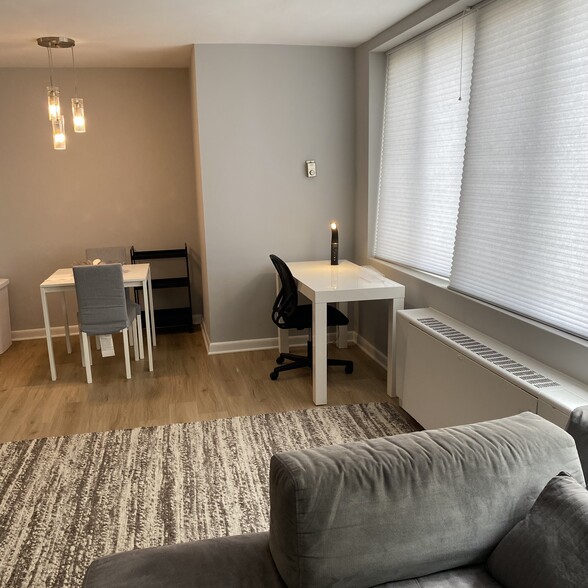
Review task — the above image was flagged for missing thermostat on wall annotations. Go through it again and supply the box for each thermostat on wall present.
[305,160,317,177]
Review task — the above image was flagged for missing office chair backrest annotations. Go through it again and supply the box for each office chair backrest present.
[270,254,298,328]
[73,264,130,336]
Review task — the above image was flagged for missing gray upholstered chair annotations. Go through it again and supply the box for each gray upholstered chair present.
[73,264,142,384]
[85,246,128,264]
[84,247,141,354]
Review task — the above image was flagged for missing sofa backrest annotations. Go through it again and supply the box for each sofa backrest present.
[268,412,583,588]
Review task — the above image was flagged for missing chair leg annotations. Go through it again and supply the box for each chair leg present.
[133,319,139,362]
[122,328,131,379]
[136,313,144,359]
[81,334,93,367]
[95,335,101,350]
[82,332,93,384]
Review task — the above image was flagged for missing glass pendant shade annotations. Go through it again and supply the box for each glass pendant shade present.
[52,115,66,150]
[71,98,86,133]
[47,86,60,121]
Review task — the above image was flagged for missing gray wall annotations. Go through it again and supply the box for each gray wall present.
[193,45,355,344]
[0,68,201,332]
[354,0,588,384]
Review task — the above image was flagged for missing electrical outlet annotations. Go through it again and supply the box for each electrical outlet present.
[305,160,317,177]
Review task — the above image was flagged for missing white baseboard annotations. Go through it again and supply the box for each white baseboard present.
[12,326,80,341]
[12,323,372,365]
[355,333,387,370]
[206,330,357,355]
[13,314,203,342]
[201,321,211,353]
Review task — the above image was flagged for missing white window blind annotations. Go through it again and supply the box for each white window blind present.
[450,0,588,338]
[373,16,475,277]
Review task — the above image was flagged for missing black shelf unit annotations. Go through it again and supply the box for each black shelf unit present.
[131,244,193,333]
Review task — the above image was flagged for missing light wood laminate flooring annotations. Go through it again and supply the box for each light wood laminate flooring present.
[0,328,404,443]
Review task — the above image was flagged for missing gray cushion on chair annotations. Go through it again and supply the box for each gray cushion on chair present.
[82,532,286,588]
[74,264,135,336]
[487,472,588,588]
[269,412,583,588]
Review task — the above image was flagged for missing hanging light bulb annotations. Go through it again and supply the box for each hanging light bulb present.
[52,115,66,150]
[71,98,86,132]
[47,86,60,121]
[70,46,86,133]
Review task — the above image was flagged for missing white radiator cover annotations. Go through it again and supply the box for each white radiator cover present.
[396,308,588,430]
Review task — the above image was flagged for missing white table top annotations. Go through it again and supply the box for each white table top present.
[287,260,405,303]
[41,263,150,289]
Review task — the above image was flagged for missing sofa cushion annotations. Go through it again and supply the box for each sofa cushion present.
[82,531,286,588]
[487,472,588,588]
[373,565,502,587]
[269,412,583,588]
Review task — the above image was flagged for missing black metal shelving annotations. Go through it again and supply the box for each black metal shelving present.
[131,244,193,333]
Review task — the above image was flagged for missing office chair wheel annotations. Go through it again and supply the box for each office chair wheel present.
[345,364,353,374]
[276,356,285,364]
[270,371,279,380]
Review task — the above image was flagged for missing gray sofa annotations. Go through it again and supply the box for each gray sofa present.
[83,408,588,587]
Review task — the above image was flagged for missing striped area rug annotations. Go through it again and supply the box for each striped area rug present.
[0,402,416,587]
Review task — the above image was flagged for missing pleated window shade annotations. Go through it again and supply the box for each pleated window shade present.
[375,0,588,340]
[373,15,475,278]
[449,0,588,339]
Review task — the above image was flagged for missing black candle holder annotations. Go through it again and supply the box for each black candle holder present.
[330,222,339,265]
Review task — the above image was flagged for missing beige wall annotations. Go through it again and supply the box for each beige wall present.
[0,68,200,332]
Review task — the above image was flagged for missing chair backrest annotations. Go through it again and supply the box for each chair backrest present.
[73,264,130,336]
[85,246,128,265]
[270,254,298,328]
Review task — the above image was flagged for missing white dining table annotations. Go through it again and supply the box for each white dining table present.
[40,263,156,380]
[277,260,405,405]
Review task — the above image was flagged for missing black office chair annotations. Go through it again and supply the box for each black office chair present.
[269,254,353,380]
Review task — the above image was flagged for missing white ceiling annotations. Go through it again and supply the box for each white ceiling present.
[0,0,432,68]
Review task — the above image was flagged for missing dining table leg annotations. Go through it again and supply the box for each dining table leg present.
[40,286,57,381]
[148,270,156,347]
[312,301,328,405]
[61,291,72,354]
[142,278,154,372]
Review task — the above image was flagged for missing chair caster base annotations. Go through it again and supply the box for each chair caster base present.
[270,371,279,380]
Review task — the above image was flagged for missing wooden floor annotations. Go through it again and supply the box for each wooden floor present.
[0,328,404,443]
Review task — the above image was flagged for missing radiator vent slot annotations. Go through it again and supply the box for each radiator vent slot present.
[417,317,559,389]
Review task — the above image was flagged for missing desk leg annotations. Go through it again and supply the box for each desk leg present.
[336,302,348,349]
[387,297,405,397]
[148,271,156,347]
[61,292,72,354]
[41,287,57,381]
[276,274,289,354]
[143,278,154,372]
[312,302,328,405]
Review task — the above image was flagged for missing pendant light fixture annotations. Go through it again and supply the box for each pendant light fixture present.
[70,46,86,133]
[37,37,87,149]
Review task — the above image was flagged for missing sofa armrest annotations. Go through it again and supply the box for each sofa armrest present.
[269,412,583,588]
[82,532,286,588]
[566,405,588,482]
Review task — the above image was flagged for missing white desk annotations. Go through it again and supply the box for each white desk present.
[277,260,405,405]
[40,263,156,380]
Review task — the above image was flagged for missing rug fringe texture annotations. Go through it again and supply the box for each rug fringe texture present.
[0,402,416,587]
